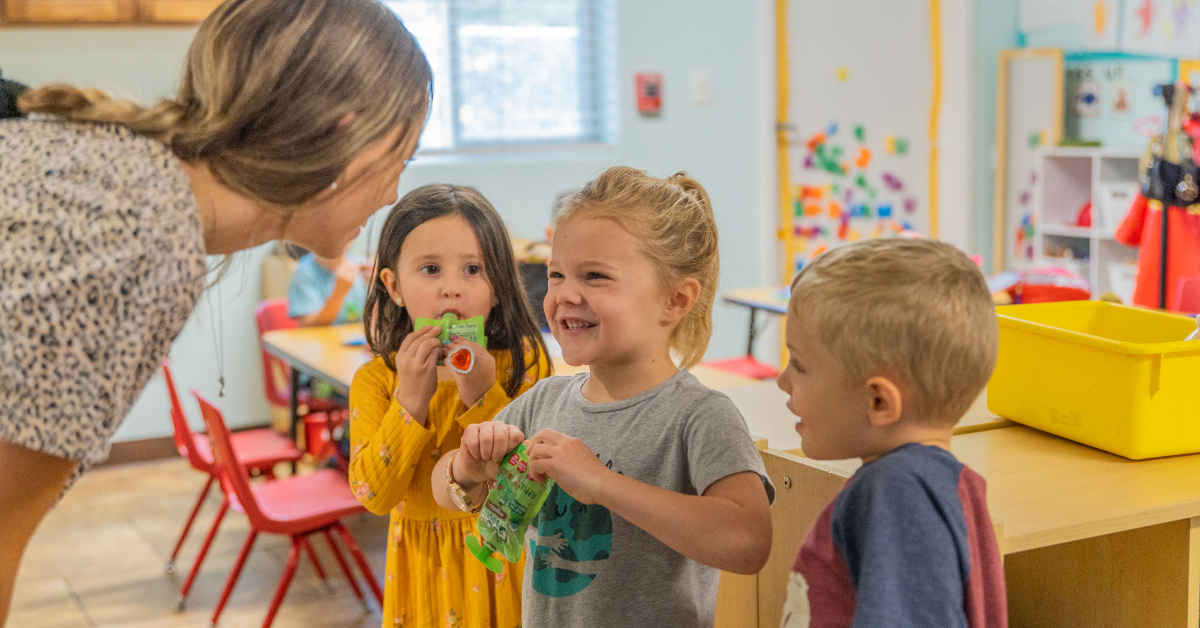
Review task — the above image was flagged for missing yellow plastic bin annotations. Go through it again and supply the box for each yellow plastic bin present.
[987,301,1200,459]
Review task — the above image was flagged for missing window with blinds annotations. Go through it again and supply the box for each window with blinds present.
[385,0,617,152]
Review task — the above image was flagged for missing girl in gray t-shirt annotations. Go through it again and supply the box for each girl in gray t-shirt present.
[433,166,775,628]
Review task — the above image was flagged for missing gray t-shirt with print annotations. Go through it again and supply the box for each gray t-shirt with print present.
[494,370,776,628]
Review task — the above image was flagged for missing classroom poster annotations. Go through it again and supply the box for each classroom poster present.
[1021,0,1120,50]
[1120,0,1200,57]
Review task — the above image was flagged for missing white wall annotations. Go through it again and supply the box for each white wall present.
[0,0,780,442]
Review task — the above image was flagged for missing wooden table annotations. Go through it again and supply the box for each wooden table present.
[724,382,1014,453]
[262,324,762,440]
[752,427,1200,628]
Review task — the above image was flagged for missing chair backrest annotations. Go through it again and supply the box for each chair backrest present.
[162,359,208,471]
[254,298,297,407]
[1175,275,1200,314]
[194,391,266,524]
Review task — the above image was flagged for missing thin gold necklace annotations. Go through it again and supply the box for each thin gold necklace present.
[199,174,226,397]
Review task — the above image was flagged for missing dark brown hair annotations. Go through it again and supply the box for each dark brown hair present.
[364,184,550,396]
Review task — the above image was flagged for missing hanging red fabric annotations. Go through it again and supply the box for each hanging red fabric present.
[1114,194,1200,311]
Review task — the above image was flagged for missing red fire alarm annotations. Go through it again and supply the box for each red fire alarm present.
[636,72,662,115]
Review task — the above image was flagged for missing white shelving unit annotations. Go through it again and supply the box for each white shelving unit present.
[1032,147,1141,301]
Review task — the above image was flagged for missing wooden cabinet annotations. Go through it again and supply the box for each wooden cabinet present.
[135,0,220,23]
[3,0,134,22]
[2,0,218,23]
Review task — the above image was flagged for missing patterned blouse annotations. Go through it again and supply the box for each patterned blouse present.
[0,117,206,485]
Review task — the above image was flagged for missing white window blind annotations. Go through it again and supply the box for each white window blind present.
[384,0,617,152]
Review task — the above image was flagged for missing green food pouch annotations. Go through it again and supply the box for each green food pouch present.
[413,313,488,365]
[464,443,554,573]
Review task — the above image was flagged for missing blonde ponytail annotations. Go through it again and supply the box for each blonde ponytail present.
[19,85,186,141]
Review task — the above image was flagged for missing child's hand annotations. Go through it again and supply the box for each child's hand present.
[456,422,525,484]
[334,257,360,288]
[527,429,610,504]
[444,335,496,408]
[391,325,441,424]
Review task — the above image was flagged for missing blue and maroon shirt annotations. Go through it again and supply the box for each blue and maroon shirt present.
[782,443,1007,628]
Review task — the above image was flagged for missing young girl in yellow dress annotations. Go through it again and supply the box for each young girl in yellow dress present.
[349,184,550,628]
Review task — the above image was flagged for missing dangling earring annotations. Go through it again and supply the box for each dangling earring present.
[330,180,339,191]
[394,297,404,307]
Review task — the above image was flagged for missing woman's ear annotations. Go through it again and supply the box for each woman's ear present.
[380,268,403,307]
[663,277,701,324]
[865,376,903,428]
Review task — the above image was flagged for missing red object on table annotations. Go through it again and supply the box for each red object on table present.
[703,356,781,380]
[1115,194,1200,311]
[1076,200,1092,227]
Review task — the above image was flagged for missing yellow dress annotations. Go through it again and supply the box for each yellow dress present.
[349,348,549,628]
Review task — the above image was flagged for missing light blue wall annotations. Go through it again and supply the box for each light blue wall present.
[0,0,777,442]
[972,0,1021,271]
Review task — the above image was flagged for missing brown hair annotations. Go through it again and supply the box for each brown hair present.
[18,0,431,207]
[364,184,550,397]
[556,166,719,369]
[789,238,999,425]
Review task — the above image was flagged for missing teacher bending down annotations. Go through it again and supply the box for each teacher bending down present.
[0,0,431,621]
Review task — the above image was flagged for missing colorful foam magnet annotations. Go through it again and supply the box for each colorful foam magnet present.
[1019,191,1031,206]
[837,222,849,240]
[878,203,893,218]
[855,147,872,168]
[894,138,910,155]
[829,201,843,219]
[806,133,826,151]
[793,200,803,217]
[884,135,897,154]
[903,198,917,213]
[812,243,828,257]
[848,228,861,241]
[902,221,914,231]
[870,224,884,238]
[882,173,904,192]
[862,204,873,218]
[800,185,824,199]
[1028,131,1044,148]
[803,155,815,169]
[836,67,849,82]
[854,125,866,142]
[855,175,868,189]
[826,122,839,136]
[889,220,903,234]
[804,204,821,216]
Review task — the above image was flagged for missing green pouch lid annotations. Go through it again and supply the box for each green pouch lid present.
[413,313,487,365]
[464,533,505,574]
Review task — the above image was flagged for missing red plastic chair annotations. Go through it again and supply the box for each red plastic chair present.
[1175,275,1200,314]
[162,360,304,610]
[194,391,383,628]
[254,299,344,416]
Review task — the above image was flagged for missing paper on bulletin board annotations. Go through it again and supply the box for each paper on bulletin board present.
[1021,0,1119,50]
[1120,0,1200,57]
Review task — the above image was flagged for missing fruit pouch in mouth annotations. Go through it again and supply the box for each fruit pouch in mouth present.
[464,443,553,573]
[413,313,487,365]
